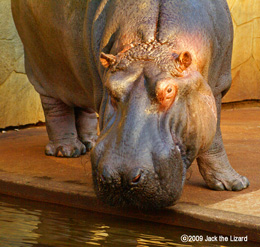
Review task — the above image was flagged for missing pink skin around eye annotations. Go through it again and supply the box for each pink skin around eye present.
[156,79,178,110]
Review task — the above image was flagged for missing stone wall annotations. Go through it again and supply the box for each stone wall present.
[0,0,259,128]
[223,0,260,102]
[0,0,44,128]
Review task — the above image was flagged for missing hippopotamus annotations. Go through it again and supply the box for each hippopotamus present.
[12,0,249,209]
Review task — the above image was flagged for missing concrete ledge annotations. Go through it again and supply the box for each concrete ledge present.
[0,171,259,242]
[0,107,260,242]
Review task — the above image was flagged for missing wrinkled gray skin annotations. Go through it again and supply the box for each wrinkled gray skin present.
[12,0,249,209]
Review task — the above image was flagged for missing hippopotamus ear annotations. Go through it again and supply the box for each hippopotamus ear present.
[100,52,117,68]
[176,51,192,71]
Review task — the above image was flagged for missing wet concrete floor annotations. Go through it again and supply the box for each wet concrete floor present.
[0,106,259,242]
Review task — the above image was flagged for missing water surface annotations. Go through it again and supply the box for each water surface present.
[0,195,257,247]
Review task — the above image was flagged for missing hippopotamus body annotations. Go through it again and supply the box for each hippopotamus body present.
[12,0,249,209]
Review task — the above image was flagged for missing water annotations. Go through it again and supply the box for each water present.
[0,195,257,247]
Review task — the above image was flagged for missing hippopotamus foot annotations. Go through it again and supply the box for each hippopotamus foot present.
[45,139,86,157]
[75,108,98,151]
[197,131,249,191]
[197,155,249,191]
[40,96,96,157]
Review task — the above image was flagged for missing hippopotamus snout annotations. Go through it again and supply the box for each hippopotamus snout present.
[91,133,186,209]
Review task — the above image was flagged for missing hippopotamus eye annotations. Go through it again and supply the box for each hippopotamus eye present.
[167,87,173,94]
[156,79,178,110]
[165,85,177,101]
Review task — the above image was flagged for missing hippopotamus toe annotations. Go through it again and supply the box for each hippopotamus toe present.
[79,134,97,152]
[45,139,86,158]
[230,176,250,191]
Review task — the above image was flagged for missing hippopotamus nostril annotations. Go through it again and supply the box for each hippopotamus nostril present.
[132,174,141,183]
[129,168,143,185]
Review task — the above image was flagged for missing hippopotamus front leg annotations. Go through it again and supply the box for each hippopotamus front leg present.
[40,95,86,157]
[197,95,250,191]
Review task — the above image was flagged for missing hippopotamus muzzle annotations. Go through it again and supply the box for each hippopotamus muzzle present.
[92,133,186,209]
[91,108,187,209]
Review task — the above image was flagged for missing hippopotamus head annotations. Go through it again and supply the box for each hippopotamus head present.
[91,41,217,209]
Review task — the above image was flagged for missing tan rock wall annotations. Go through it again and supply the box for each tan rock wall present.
[223,0,260,102]
[0,0,259,128]
[0,0,44,128]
